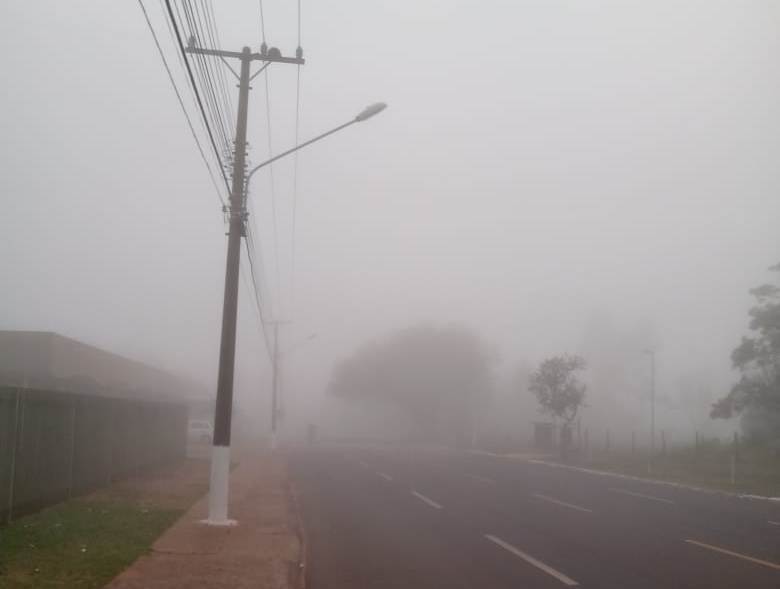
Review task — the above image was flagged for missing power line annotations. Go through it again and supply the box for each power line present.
[192,0,235,151]
[255,0,281,308]
[258,0,266,44]
[291,0,303,308]
[163,0,231,194]
[290,63,302,309]
[203,0,236,128]
[244,232,273,360]
[262,68,282,313]
[137,0,227,207]
[180,1,234,157]
[297,0,301,48]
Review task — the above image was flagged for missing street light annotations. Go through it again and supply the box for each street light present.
[244,102,387,198]
[241,103,385,451]
[643,349,656,455]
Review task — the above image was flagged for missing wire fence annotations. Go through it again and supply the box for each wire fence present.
[0,387,187,523]
[562,426,780,495]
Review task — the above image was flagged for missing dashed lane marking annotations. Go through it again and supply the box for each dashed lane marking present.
[533,493,593,513]
[685,539,780,571]
[377,472,393,482]
[466,474,497,485]
[608,487,674,505]
[485,534,579,586]
[411,490,443,509]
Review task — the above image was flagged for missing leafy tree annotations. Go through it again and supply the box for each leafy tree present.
[712,264,780,424]
[529,354,587,429]
[328,324,494,445]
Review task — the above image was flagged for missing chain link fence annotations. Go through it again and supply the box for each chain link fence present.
[0,386,187,523]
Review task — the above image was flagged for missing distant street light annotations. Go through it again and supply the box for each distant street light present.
[240,103,386,452]
[244,102,387,198]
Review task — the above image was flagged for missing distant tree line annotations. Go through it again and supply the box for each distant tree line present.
[328,324,494,446]
[712,263,780,441]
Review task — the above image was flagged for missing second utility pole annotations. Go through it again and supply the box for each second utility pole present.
[186,40,303,525]
[267,319,290,450]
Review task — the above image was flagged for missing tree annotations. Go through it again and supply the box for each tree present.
[529,355,587,437]
[711,264,780,429]
[328,324,494,446]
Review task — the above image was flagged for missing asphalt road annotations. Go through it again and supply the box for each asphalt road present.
[291,445,780,588]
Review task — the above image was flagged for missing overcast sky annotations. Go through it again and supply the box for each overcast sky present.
[2,1,779,436]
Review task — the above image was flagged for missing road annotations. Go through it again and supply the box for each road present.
[291,445,780,588]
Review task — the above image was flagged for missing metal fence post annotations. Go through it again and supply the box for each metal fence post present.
[7,388,23,523]
[730,431,738,486]
[631,431,636,456]
[67,398,76,499]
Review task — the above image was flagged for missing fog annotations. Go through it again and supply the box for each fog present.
[2,1,779,447]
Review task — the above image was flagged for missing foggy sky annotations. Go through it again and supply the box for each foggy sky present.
[2,1,779,437]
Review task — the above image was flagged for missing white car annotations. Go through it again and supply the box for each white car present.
[188,419,214,444]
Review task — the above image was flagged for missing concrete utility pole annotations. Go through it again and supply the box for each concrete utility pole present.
[267,319,306,450]
[643,349,656,455]
[267,319,290,451]
[185,39,304,526]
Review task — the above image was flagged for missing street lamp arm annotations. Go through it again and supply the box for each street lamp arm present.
[244,102,386,198]
[245,119,356,193]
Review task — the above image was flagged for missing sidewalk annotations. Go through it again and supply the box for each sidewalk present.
[106,452,304,589]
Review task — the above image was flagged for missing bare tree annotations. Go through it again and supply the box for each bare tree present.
[529,355,587,454]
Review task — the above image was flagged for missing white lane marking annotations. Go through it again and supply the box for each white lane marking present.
[685,539,780,571]
[467,473,496,485]
[411,490,443,509]
[377,472,393,482]
[533,493,593,513]
[608,487,674,505]
[768,520,780,526]
[485,534,579,586]
[357,460,369,469]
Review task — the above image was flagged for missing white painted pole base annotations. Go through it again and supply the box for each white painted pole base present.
[201,445,237,526]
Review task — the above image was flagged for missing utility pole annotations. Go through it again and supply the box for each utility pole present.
[650,351,656,455]
[186,39,303,525]
[267,319,290,450]
[643,349,656,456]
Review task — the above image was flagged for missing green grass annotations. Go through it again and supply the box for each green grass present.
[0,500,182,589]
[580,444,780,497]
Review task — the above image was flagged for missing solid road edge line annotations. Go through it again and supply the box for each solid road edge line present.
[685,539,780,571]
[484,534,579,586]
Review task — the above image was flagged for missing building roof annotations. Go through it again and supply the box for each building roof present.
[0,330,210,403]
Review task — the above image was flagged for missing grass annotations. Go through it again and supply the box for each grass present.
[0,500,181,589]
[577,444,780,497]
[0,460,209,589]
